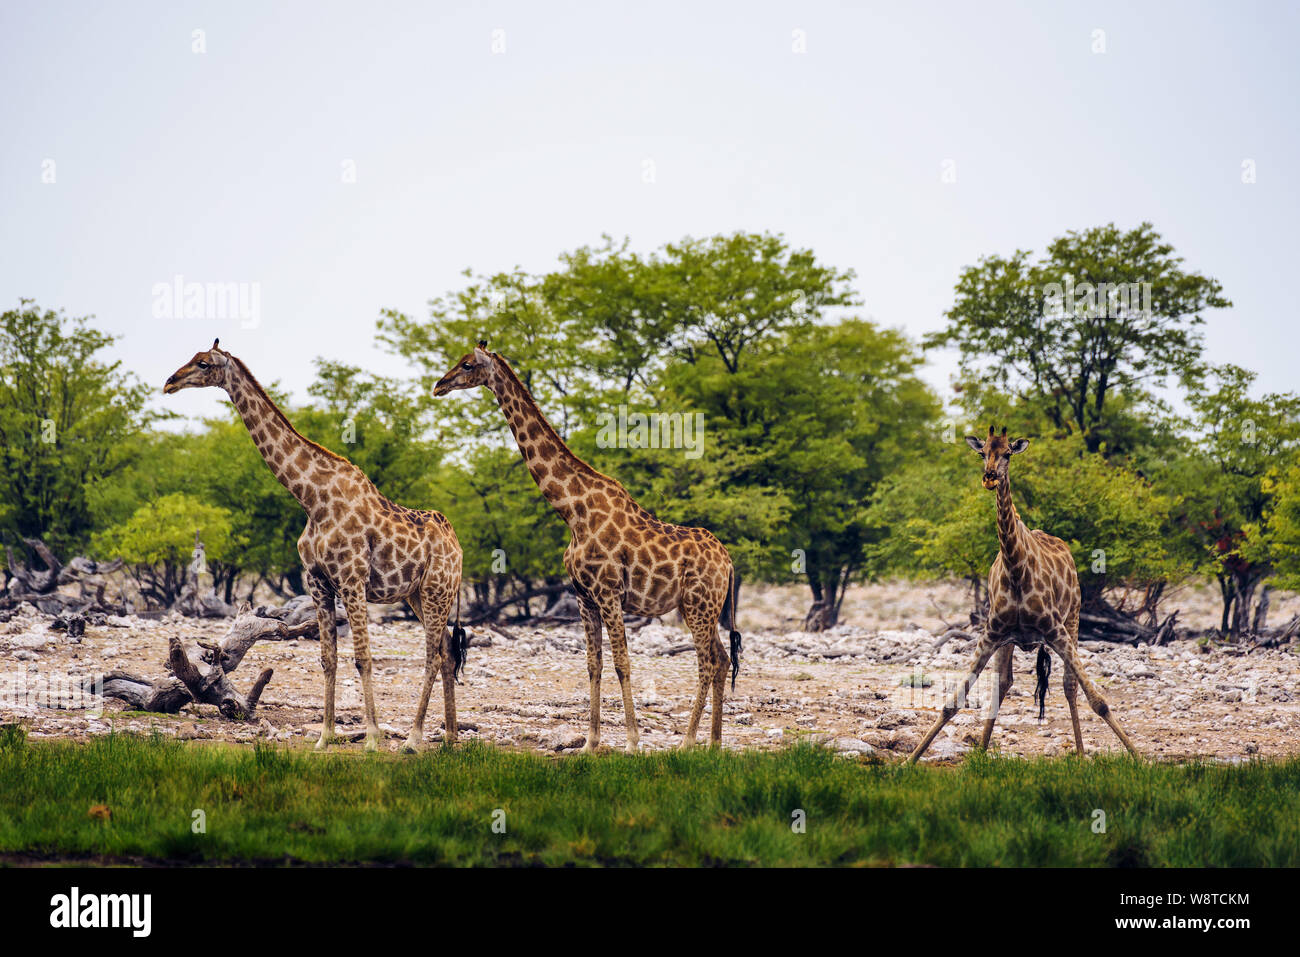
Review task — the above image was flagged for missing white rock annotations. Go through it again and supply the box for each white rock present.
[828,737,876,755]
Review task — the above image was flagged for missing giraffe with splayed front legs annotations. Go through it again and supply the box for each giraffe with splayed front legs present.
[165,340,467,753]
[433,341,741,751]
[907,426,1139,763]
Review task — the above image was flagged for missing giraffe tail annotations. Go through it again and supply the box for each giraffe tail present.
[1034,646,1052,720]
[724,565,742,691]
[450,588,469,682]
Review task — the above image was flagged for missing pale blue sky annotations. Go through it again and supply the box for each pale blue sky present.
[2,0,1295,423]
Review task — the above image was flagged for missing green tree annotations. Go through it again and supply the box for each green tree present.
[925,223,1230,453]
[0,301,155,552]
[1248,463,1300,593]
[92,492,241,607]
[1170,365,1300,635]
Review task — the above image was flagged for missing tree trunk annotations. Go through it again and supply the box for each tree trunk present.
[1253,585,1272,634]
[804,569,847,632]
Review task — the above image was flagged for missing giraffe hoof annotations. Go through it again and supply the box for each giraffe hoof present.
[314,733,335,751]
[580,740,598,754]
[400,739,420,755]
[678,739,697,751]
[625,740,641,754]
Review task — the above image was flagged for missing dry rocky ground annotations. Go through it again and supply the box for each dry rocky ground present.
[2,582,1298,762]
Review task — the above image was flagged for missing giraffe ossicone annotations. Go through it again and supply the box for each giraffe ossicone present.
[164,341,466,753]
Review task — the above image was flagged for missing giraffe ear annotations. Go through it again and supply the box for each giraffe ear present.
[1008,438,1029,454]
[965,435,985,452]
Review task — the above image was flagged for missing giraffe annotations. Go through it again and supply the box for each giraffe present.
[164,339,467,753]
[433,341,741,751]
[907,426,1140,763]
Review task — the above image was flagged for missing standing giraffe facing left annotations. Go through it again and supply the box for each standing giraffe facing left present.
[165,339,467,752]
[908,426,1140,763]
[433,341,742,751]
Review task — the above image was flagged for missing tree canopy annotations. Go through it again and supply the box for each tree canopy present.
[925,223,1230,453]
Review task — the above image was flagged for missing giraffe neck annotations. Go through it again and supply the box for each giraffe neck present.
[488,355,608,526]
[996,474,1029,583]
[224,358,345,506]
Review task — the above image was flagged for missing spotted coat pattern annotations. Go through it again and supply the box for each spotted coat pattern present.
[907,427,1140,762]
[165,341,463,752]
[434,345,738,749]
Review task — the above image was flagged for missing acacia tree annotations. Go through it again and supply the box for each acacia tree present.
[925,223,1230,453]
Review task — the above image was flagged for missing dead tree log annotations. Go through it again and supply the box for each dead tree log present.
[80,670,193,713]
[1249,613,1300,649]
[88,605,300,719]
[168,636,273,721]
[197,604,316,671]
[465,582,573,624]
[1078,605,1179,645]
[3,538,125,614]
[930,627,978,653]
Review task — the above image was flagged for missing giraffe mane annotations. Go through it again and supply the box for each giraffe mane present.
[491,352,665,523]
[228,354,351,466]
[492,354,613,483]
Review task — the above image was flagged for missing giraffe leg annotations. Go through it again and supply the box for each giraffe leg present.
[1044,627,1139,757]
[680,639,713,749]
[907,631,1000,764]
[341,583,382,752]
[680,598,729,748]
[1063,606,1084,753]
[305,571,339,751]
[438,594,459,746]
[978,644,1014,750]
[1062,655,1085,754]
[709,635,729,746]
[577,596,604,753]
[599,601,640,752]
[404,576,455,752]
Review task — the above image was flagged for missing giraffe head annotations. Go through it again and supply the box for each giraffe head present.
[433,340,497,396]
[163,339,232,395]
[965,425,1029,490]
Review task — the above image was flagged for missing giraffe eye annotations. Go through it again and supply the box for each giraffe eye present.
[463,361,474,369]
[197,361,209,369]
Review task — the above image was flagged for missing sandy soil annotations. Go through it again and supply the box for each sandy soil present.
[2,582,1298,762]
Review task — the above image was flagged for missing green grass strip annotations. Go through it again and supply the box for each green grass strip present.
[2,730,1297,866]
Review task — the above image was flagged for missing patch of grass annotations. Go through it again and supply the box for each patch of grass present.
[2,736,1298,866]
[0,724,26,751]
